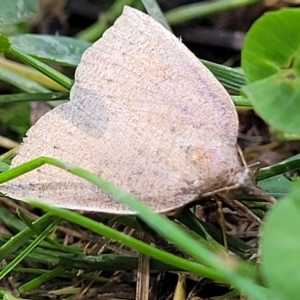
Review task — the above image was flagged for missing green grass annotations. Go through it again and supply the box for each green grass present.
[1,0,300,299]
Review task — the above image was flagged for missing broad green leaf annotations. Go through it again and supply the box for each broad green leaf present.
[0,0,39,25]
[242,8,300,134]
[261,184,300,299]
[242,8,300,82]
[10,34,91,67]
[0,23,28,36]
[257,154,300,198]
[243,74,300,134]
[258,174,294,199]
[0,162,10,172]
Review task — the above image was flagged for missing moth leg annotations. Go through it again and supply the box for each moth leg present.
[215,196,229,253]
[236,144,248,167]
[201,184,241,198]
[219,194,262,224]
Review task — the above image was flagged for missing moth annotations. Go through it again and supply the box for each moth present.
[0,7,274,214]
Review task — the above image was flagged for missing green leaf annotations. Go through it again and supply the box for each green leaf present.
[243,74,300,134]
[242,8,300,134]
[0,35,11,53]
[0,0,39,25]
[261,184,300,299]
[10,34,91,67]
[0,162,10,173]
[258,174,294,199]
[242,8,300,83]
[257,154,300,198]
[0,23,28,37]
